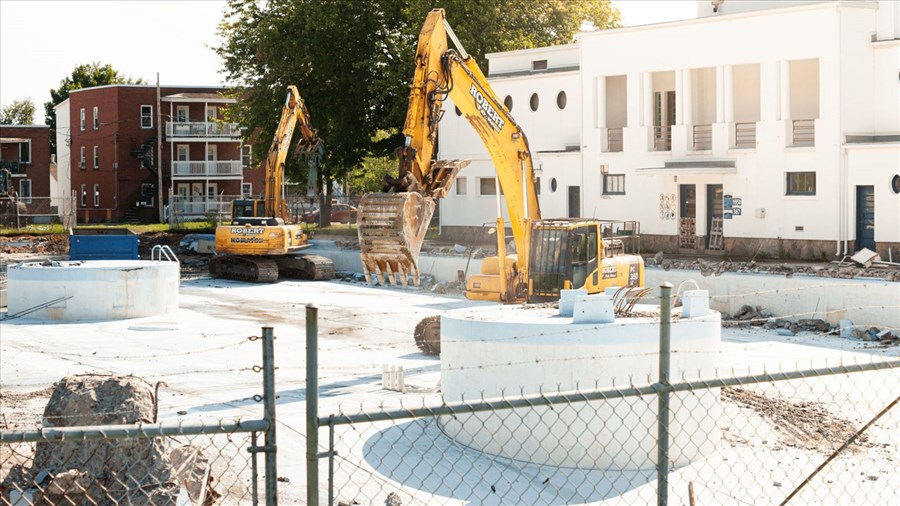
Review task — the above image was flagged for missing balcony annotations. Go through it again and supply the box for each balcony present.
[165,121,241,139]
[172,160,243,178]
[606,128,623,153]
[791,119,815,147]
[692,124,712,151]
[734,122,756,148]
[652,126,671,152]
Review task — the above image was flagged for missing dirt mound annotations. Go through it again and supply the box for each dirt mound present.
[138,232,185,257]
[0,235,69,255]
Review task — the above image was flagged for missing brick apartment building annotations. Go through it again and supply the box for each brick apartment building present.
[0,124,52,203]
[56,85,264,224]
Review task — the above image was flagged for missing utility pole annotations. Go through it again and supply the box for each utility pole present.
[156,73,164,223]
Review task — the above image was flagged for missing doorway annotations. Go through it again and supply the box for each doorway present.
[706,184,723,249]
[856,186,875,251]
[568,186,581,218]
[679,184,696,249]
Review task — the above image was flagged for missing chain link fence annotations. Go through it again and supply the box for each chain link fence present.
[306,290,900,505]
[0,196,75,230]
[0,328,279,505]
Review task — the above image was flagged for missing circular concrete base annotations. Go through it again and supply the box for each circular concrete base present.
[440,303,721,470]
[7,260,180,321]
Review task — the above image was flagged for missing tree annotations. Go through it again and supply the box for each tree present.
[44,62,145,154]
[215,0,621,200]
[0,98,36,125]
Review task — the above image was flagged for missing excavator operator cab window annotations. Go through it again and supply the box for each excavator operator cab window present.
[232,201,256,220]
[570,226,597,289]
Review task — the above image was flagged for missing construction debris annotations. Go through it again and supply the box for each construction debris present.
[0,374,216,505]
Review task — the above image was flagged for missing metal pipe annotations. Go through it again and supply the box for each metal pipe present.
[657,282,673,506]
[251,431,259,505]
[262,327,278,505]
[1,419,269,443]
[306,305,319,506]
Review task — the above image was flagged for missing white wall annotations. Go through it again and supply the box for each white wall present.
[53,98,71,202]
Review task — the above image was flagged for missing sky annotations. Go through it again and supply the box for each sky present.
[0,0,697,124]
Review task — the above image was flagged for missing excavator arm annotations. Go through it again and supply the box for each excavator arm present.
[358,8,540,285]
[262,85,322,222]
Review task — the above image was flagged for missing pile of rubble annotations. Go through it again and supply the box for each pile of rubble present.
[723,304,899,345]
[1,374,216,505]
[647,254,900,282]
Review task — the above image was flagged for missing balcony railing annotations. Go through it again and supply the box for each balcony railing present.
[172,160,243,177]
[168,195,238,220]
[166,121,241,138]
[652,126,671,151]
[791,119,815,147]
[692,124,712,151]
[606,128,623,152]
[734,122,756,148]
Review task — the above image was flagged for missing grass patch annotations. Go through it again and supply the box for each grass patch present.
[0,221,216,236]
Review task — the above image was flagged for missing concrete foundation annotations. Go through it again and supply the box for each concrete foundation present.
[7,260,179,321]
[439,301,721,470]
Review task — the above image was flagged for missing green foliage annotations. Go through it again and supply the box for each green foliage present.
[215,0,620,193]
[44,62,145,154]
[1,98,36,125]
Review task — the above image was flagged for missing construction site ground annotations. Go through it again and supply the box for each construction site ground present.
[1,231,898,503]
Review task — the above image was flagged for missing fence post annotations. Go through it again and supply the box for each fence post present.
[306,305,319,505]
[658,282,673,506]
[261,327,278,505]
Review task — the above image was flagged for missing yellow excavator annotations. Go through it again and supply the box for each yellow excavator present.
[357,9,644,354]
[210,85,334,283]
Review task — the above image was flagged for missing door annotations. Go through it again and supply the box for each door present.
[567,186,581,218]
[191,182,203,215]
[679,184,697,249]
[207,183,218,214]
[856,186,875,251]
[176,145,190,177]
[207,145,218,175]
[706,184,723,249]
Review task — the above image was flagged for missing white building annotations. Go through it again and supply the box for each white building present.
[438,0,900,260]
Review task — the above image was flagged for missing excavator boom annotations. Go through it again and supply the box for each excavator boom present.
[357,8,539,286]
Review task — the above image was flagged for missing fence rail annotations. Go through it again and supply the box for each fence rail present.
[734,121,756,148]
[308,288,900,505]
[792,119,815,146]
[606,127,623,152]
[166,121,242,138]
[692,124,712,150]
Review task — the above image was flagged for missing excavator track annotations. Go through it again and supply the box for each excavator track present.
[209,255,279,283]
[209,254,335,283]
[413,315,441,356]
[275,254,335,281]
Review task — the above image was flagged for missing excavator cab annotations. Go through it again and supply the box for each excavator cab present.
[228,199,284,227]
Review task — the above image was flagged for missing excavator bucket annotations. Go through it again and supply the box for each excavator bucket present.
[357,192,436,286]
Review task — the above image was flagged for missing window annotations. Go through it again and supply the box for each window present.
[455,176,467,195]
[603,174,625,195]
[18,140,31,164]
[93,146,99,169]
[454,106,462,116]
[557,91,567,110]
[93,184,100,207]
[786,172,816,195]
[479,177,497,196]
[80,108,85,131]
[241,145,252,168]
[503,96,513,111]
[891,174,900,195]
[19,179,32,204]
[79,146,86,169]
[176,106,189,123]
[532,59,548,70]
[141,105,153,128]
[93,106,99,129]
[242,183,253,198]
[530,93,540,111]
[207,145,217,161]
[80,184,87,207]
[206,106,217,121]
[177,145,189,161]
[534,177,541,195]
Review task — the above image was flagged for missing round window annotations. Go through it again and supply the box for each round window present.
[503,95,513,111]
[454,106,462,116]
[556,91,567,110]
[891,174,900,194]
[550,178,558,192]
[530,93,540,111]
